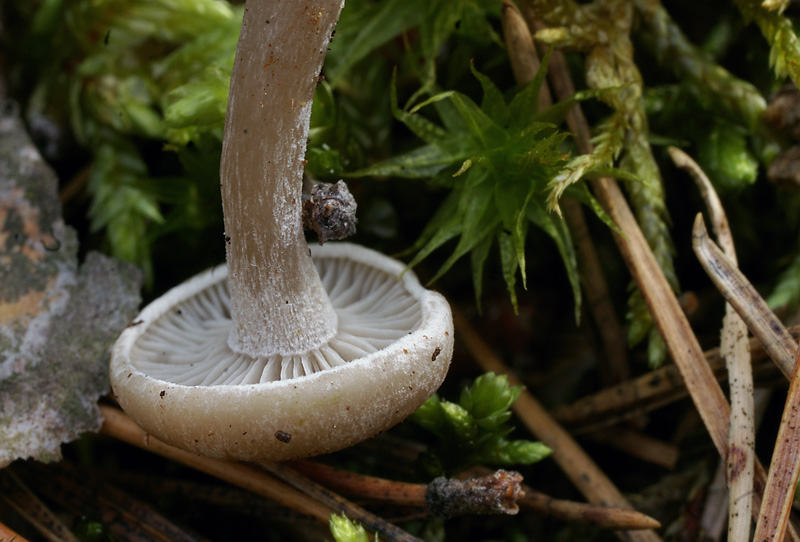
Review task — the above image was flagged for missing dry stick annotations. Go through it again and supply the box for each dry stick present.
[453,310,661,542]
[21,462,209,542]
[0,521,30,542]
[691,219,800,542]
[503,0,631,386]
[520,490,660,530]
[536,20,800,542]
[464,465,661,531]
[294,460,524,518]
[585,427,679,470]
[291,460,427,508]
[99,405,332,522]
[552,357,724,427]
[672,147,754,542]
[99,405,421,542]
[256,461,423,542]
[753,348,800,542]
[0,470,78,542]
[570,393,694,436]
[553,330,797,430]
[292,460,658,529]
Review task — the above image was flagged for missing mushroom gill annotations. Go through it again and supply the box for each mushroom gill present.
[131,243,423,386]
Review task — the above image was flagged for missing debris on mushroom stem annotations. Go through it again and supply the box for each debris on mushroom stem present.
[302,179,358,244]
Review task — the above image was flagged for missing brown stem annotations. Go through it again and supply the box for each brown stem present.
[0,521,30,542]
[220,0,342,356]
[534,10,800,540]
[294,460,660,530]
[453,309,662,542]
[103,404,420,542]
[551,330,795,431]
[520,490,661,530]
[99,405,334,523]
[16,462,205,542]
[257,461,423,542]
[291,460,427,507]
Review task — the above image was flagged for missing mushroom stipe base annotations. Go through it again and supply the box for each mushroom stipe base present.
[110,243,453,461]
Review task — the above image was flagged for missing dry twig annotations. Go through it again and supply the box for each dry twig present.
[673,147,755,542]
[0,469,77,542]
[100,405,422,542]
[454,309,661,542]
[752,346,800,542]
[291,460,427,508]
[294,460,660,530]
[692,219,800,542]
[520,490,660,530]
[552,330,794,430]
[293,460,527,517]
[99,405,333,522]
[19,462,211,542]
[536,16,799,541]
[256,461,423,542]
[0,521,30,542]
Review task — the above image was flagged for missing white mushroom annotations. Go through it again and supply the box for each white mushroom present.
[109,0,453,461]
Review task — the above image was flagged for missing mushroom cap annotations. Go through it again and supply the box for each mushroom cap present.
[110,243,453,461]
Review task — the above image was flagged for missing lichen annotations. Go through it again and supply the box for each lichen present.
[0,99,143,467]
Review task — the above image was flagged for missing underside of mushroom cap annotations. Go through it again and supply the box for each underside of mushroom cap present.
[110,243,453,461]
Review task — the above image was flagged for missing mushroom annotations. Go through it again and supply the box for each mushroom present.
[109,0,453,461]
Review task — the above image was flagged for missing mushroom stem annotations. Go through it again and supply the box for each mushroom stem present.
[220,0,344,357]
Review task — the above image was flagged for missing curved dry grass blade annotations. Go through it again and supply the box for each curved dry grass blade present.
[674,147,754,542]
[453,309,662,542]
[691,216,797,378]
